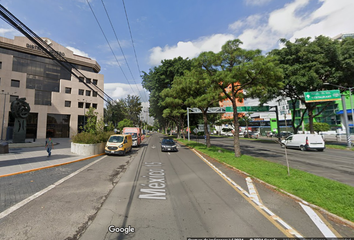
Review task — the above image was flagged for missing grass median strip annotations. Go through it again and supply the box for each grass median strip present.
[177,139,354,223]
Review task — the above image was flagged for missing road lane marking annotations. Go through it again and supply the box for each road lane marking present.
[191,149,303,238]
[299,202,340,238]
[246,177,262,204]
[0,155,107,220]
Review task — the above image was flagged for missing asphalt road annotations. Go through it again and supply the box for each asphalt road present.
[208,136,354,187]
[80,133,354,239]
[1,134,353,239]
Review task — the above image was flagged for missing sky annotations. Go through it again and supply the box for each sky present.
[0,0,354,106]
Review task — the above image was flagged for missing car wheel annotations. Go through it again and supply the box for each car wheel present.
[318,149,324,152]
[300,145,306,151]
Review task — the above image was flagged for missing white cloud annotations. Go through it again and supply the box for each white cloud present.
[0,28,20,38]
[229,14,263,32]
[66,46,91,58]
[236,0,354,51]
[268,0,311,35]
[148,34,235,66]
[104,83,149,103]
[291,0,354,41]
[244,0,272,6]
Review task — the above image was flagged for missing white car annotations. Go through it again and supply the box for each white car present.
[281,134,325,151]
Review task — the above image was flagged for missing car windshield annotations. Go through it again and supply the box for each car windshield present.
[126,133,137,138]
[162,139,174,144]
[108,136,124,143]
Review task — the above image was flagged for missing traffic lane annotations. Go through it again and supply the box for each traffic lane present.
[104,133,297,239]
[210,137,354,187]
[0,152,136,240]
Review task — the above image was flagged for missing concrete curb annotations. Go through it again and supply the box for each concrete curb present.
[176,140,354,230]
[0,153,105,178]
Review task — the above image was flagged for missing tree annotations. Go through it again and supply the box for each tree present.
[104,99,126,127]
[118,119,134,132]
[141,57,192,133]
[172,62,222,146]
[305,122,330,134]
[160,76,188,139]
[198,39,283,157]
[270,36,344,134]
[124,95,142,126]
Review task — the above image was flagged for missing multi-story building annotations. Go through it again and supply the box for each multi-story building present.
[0,36,104,140]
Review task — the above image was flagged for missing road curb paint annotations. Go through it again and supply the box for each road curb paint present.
[0,153,105,178]
[191,148,303,238]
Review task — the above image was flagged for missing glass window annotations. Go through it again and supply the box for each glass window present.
[65,101,71,107]
[85,102,90,109]
[86,90,91,96]
[92,103,97,109]
[35,90,51,105]
[79,77,84,82]
[46,114,70,138]
[9,95,18,103]
[93,91,97,97]
[108,136,124,143]
[78,89,84,95]
[86,78,91,83]
[11,80,20,88]
[78,102,84,108]
[93,79,98,85]
[65,87,71,94]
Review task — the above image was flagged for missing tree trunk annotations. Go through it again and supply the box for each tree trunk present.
[202,111,211,148]
[232,100,242,157]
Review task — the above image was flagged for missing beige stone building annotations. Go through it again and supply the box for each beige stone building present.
[0,36,104,140]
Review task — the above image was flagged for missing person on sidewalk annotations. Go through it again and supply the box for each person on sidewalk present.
[45,137,54,157]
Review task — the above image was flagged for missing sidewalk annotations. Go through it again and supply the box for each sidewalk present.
[0,138,98,177]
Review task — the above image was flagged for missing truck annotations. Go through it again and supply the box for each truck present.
[122,127,142,147]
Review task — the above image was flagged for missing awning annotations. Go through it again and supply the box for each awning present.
[336,109,353,114]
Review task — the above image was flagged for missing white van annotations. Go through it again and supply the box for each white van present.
[281,134,325,151]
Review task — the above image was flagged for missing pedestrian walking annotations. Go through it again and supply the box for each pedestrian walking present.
[45,137,54,157]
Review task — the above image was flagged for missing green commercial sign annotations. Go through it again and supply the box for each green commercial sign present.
[304,90,341,103]
[225,106,270,112]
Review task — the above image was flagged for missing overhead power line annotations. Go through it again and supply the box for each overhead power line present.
[121,0,149,103]
[86,0,140,100]
[100,0,147,102]
[0,4,114,104]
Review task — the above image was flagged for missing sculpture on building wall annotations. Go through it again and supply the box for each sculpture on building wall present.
[11,98,31,143]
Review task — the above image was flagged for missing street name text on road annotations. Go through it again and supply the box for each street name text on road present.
[139,162,167,200]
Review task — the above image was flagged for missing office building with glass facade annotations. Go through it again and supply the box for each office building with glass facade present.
[0,36,104,139]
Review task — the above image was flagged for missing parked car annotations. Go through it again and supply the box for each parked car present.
[161,138,178,152]
[281,134,325,151]
[105,134,132,155]
[244,132,259,139]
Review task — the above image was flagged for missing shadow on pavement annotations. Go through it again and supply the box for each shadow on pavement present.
[0,154,75,167]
